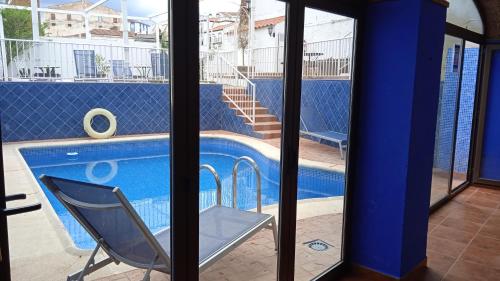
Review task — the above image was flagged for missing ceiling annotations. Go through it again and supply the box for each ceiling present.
[475,0,500,39]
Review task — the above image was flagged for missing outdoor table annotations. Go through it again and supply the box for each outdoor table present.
[36,66,61,78]
[134,66,151,79]
[303,52,324,76]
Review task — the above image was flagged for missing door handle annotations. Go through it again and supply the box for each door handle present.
[5,193,27,201]
[2,193,41,216]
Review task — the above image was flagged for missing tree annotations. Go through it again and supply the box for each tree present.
[1,8,46,39]
[1,8,47,64]
[237,0,249,65]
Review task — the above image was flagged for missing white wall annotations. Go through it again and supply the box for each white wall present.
[252,0,285,21]
[447,0,483,34]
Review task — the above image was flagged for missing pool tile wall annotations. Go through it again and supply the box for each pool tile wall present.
[0,82,223,142]
[433,48,479,174]
[252,79,351,134]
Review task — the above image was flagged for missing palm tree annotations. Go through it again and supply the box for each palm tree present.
[237,0,249,65]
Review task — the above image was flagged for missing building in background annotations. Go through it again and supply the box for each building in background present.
[43,0,150,39]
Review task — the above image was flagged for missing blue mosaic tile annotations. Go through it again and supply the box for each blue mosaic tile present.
[0,82,223,142]
[434,48,479,173]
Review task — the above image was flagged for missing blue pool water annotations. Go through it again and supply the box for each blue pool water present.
[20,137,345,250]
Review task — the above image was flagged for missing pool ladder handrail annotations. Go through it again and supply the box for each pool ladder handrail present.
[200,164,222,206]
[232,156,262,213]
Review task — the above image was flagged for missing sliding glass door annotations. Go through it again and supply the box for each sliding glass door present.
[0,0,360,280]
[430,36,481,206]
[294,7,355,280]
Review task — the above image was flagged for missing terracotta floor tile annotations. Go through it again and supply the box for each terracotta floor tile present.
[428,223,438,233]
[479,223,500,240]
[429,225,475,244]
[465,196,500,209]
[427,236,468,258]
[446,205,493,224]
[461,245,500,270]
[444,260,500,281]
[426,250,456,276]
[469,234,500,252]
[471,190,500,202]
[428,214,446,226]
[440,216,482,234]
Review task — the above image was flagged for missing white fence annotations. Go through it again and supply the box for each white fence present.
[0,37,353,83]
[0,39,169,82]
[251,37,353,78]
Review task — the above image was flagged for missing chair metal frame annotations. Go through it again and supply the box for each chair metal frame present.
[40,161,277,281]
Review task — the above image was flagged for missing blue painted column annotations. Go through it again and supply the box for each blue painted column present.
[479,50,500,180]
[349,0,446,278]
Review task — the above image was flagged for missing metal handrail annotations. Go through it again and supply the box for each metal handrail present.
[232,156,262,213]
[200,164,222,206]
[219,55,255,87]
[217,55,257,124]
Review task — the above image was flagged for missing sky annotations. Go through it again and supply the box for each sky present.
[41,0,241,17]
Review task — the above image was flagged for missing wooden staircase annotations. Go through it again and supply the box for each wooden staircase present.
[222,86,281,139]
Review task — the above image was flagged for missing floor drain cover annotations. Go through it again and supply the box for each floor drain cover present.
[304,239,331,251]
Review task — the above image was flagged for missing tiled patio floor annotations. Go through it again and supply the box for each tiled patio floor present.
[206,130,345,166]
[95,214,344,281]
[341,185,500,281]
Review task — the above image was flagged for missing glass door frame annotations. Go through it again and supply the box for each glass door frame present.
[430,22,485,212]
[0,1,363,281]
[277,1,362,280]
[168,0,364,278]
[472,44,500,187]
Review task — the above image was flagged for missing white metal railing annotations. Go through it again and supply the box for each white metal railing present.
[0,38,169,82]
[201,51,256,124]
[251,37,353,78]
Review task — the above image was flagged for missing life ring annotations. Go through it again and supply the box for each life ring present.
[85,161,118,184]
[84,108,117,139]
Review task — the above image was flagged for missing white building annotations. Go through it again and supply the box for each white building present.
[204,1,354,70]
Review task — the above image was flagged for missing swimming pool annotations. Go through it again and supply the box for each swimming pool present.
[20,137,345,250]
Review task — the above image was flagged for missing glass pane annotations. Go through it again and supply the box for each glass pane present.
[294,7,354,280]
[430,35,463,205]
[451,41,479,190]
[199,0,286,280]
[1,0,171,279]
[446,0,484,34]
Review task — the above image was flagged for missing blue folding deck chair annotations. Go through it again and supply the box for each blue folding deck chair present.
[151,52,169,80]
[73,50,99,79]
[40,173,277,281]
[111,60,134,80]
[299,101,348,159]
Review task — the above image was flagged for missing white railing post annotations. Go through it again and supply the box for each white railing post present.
[252,84,256,124]
[0,13,8,80]
[30,0,39,40]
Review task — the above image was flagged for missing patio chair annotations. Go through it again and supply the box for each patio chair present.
[299,103,348,159]
[300,130,348,159]
[73,50,105,80]
[111,60,134,80]
[150,52,169,80]
[39,175,277,281]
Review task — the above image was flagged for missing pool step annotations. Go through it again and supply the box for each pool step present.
[222,85,282,139]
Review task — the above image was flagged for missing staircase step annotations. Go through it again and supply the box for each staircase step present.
[223,88,247,95]
[250,121,282,131]
[253,114,278,122]
[230,106,268,114]
[223,97,262,107]
[257,130,282,139]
